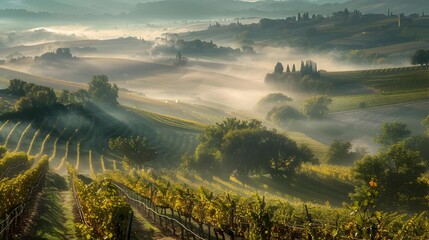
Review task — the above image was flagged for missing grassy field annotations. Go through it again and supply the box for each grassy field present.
[322,66,429,93]
[329,91,429,112]
[124,105,206,132]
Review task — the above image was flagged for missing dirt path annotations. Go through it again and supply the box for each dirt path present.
[129,205,176,240]
[29,172,77,240]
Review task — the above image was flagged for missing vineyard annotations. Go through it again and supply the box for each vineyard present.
[2,146,429,239]
[100,169,429,239]
[0,155,49,238]
[0,104,201,175]
[0,64,428,239]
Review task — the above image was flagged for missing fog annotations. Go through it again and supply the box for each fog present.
[0,27,400,111]
[0,18,424,158]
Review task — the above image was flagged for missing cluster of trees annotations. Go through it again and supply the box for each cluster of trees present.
[266,105,303,124]
[182,118,318,178]
[375,122,411,146]
[260,94,332,126]
[152,39,253,59]
[255,92,293,113]
[58,75,119,106]
[8,79,57,112]
[271,61,317,76]
[265,61,331,92]
[411,49,429,66]
[7,75,119,114]
[350,118,429,212]
[108,136,157,168]
[35,48,75,63]
[274,62,296,74]
[299,60,319,77]
[173,51,187,66]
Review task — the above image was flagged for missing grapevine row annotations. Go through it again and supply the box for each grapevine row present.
[67,165,133,239]
[0,156,49,237]
[108,170,429,239]
[0,152,34,179]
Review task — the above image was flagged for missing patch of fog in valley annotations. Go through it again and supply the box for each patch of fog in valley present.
[0,23,424,154]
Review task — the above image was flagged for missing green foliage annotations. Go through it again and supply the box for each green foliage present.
[0,151,34,179]
[300,95,332,119]
[0,156,48,219]
[88,75,119,105]
[411,49,429,66]
[183,143,221,171]
[8,79,26,96]
[68,165,131,239]
[375,122,411,146]
[267,105,304,124]
[403,134,429,164]
[108,136,157,167]
[326,140,367,164]
[246,196,273,240]
[8,79,57,112]
[351,143,428,211]
[347,178,382,239]
[57,89,89,105]
[188,118,317,177]
[258,93,293,105]
[108,166,429,239]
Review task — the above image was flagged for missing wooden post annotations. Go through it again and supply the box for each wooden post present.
[208,224,212,240]
[171,218,176,236]
[126,211,133,240]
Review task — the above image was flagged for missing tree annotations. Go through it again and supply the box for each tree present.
[55,48,72,58]
[326,140,366,164]
[8,79,26,96]
[266,105,303,124]
[174,51,187,66]
[327,140,353,163]
[108,136,157,167]
[292,64,296,72]
[221,128,313,177]
[375,122,411,146]
[403,134,429,165]
[300,95,332,119]
[274,62,284,74]
[411,49,429,66]
[88,75,119,105]
[257,93,293,105]
[286,64,290,73]
[11,80,57,112]
[351,143,428,211]
[187,118,317,177]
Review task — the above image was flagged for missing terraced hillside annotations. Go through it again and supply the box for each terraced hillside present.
[0,104,201,175]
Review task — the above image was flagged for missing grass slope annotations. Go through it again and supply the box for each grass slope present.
[31,172,77,240]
